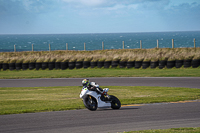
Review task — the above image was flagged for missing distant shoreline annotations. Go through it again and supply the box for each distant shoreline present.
[0,30,200,35]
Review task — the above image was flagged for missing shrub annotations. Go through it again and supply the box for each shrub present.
[16,59,24,63]
[9,58,17,63]
[0,48,200,65]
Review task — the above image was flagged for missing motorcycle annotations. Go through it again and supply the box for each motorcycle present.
[80,85,121,111]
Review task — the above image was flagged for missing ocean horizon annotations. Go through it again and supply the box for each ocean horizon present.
[0,31,199,52]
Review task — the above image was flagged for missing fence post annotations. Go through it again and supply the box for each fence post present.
[66,43,68,50]
[122,41,124,49]
[157,39,159,48]
[172,39,174,48]
[49,44,51,51]
[140,40,142,49]
[194,38,196,48]
[84,42,86,51]
[14,45,16,52]
[32,44,34,51]
[102,41,104,50]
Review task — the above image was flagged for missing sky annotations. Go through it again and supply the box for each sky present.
[0,0,200,34]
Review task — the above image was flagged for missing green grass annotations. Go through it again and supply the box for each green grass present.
[122,127,200,133]
[0,67,200,79]
[0,86,200,115]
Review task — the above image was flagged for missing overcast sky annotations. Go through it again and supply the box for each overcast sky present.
[0,0,200,34]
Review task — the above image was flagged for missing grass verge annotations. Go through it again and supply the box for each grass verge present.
[122,127,200,133]
[0,86,200,115]
[0,67,200,79]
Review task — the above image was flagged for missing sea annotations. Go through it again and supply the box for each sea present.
[0,31,199,52]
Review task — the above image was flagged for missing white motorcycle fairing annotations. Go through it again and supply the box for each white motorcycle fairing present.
[80,87,111,108]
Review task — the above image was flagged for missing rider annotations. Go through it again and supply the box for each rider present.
[82,79,110,99]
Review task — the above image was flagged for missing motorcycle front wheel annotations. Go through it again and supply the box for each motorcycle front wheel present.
[110,95,121,109]
[83,95,97,111]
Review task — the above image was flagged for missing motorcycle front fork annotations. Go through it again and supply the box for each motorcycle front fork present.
[89,96,93,103]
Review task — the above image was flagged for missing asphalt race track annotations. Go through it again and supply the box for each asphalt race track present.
[0,102,200,133]
[0,77,200,133]
[0,77,200,88]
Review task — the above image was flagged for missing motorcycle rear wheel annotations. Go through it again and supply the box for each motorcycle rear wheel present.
[110,95,121,109]
[83,95,97,111]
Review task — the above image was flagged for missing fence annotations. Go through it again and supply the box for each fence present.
[10,38,197,52]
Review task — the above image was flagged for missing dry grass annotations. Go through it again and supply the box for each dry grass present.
[0,48,200,63]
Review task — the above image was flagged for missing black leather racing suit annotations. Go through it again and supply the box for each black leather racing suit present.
[86,84,103,94]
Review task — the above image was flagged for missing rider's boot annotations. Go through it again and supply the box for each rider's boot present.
[102,91,110,100]
[97,88,110,100]
[106,94,110,100]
